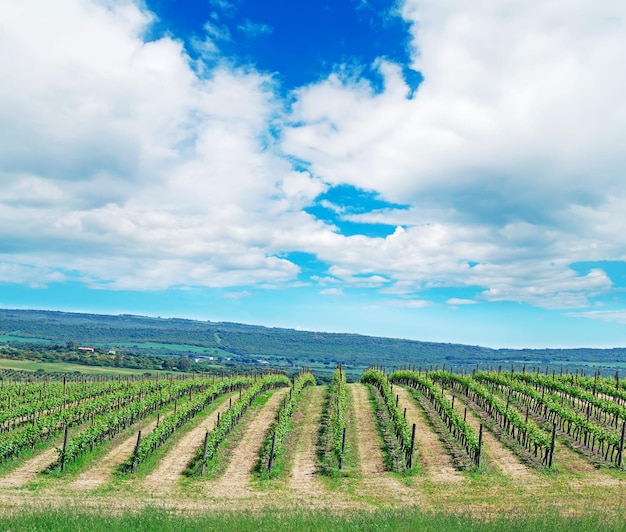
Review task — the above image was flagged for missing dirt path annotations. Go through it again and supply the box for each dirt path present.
[444,392,532,478]
[350,384,420,506]
[394,386,463,483]
[0,444,59,489]
[351,384,386,475]
[206,388,288,497]
[143,393,234,494]
[68,418,161,491]
[289,385,325,493]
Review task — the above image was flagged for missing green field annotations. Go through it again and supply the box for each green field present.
[0,358,163,376]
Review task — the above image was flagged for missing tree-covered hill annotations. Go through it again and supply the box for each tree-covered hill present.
[1,308,625,378]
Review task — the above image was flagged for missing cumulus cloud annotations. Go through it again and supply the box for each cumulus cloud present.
[1,0,625,316]
[280,0,626,309]
[0,0,329,291]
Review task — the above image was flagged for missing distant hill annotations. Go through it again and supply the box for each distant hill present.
[1,308,625,378]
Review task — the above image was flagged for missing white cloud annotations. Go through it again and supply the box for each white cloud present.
[279,0,626,309]
[223,291,253,299]
[320,288,344,296]
[393,299,432,309]
[565,310,626,325]
[447,298,476,306]
[1,0,625,316]
[0,0,330,291]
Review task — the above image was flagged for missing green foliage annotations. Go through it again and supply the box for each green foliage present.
[255,370,316,479]
[56,375,226,468]
[360,367,413,471]
[185,373,291,476]
[318,366,349,475]
[119,374,265,473]
[0,376,177,464]
[389,369,480,464]
[430,370,553,464]
[476,371,624,465]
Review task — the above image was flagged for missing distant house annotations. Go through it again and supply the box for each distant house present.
[78,347,95,353]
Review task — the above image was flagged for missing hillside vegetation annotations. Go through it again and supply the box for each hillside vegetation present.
[1,308,626,380]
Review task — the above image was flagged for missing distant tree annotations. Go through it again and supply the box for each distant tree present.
[162,357,176,370]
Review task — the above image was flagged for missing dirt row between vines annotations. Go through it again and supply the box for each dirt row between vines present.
[142,392,236,494]
[0,413,163,490]
[349,384,418,506]
[394,385,463,483]
[70,417,162,491]
[442,391,533,478]
[0,443,60,489]
[288,385,326,496]
[204,387,289,499]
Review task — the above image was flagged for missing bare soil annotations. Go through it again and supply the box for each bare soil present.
[350,383,386,476]
[69,418,161,491]
[205,388,289,498]
[394,386,463,483]
[0,446,59,489]
[289,385,325,493]
[143,393,234,494]
[445,392,532,478]
[350,384,419,506]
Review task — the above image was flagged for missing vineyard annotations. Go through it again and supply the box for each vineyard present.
[0,365,624,527]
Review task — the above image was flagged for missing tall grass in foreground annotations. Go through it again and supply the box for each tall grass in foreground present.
[0,507,623,532]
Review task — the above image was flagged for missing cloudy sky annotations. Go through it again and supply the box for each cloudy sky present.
[1,0,626,348]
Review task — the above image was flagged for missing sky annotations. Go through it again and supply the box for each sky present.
[1,0,626,349]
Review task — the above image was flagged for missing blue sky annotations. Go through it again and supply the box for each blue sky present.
[1,0,626,348]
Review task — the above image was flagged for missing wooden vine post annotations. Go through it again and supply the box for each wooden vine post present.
[131,430,142,473]
[476,424,483,468]
[618,421,626,469]
[339,427,347,470]
[407,423,416,469]
[548,423,557,468]
[60,425,69,471]
[268,431,277,473]
[200,430,209,476]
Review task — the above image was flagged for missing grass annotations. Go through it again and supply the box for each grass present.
[0,506,623,532]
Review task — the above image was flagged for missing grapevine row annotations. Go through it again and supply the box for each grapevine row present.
[389,369,481,466]
[475,371,625,467]
[120,374,259,472]
[360,367,414,469]
[430,371,555,466]
[0,375,219,463]
[187,373,292,476]
[56,379,220,468]
[507,372,626,427]
[257,370,316,476]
